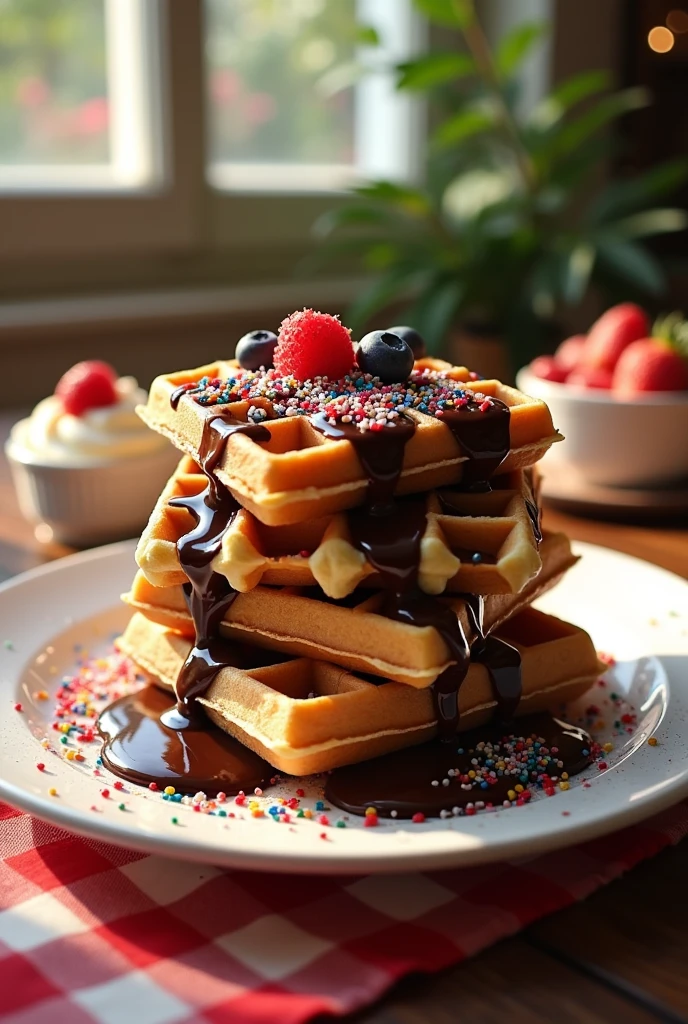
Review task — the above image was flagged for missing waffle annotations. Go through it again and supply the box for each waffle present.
[137,359,561,525]
[118,609,602,776]
[136,457,542,598]
[123,530,577,688]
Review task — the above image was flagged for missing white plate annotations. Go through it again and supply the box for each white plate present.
[1,541,687,875]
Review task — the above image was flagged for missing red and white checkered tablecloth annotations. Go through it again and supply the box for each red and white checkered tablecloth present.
[2,800,687,1024]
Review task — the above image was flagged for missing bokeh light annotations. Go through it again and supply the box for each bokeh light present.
[666,8,688,33]
[648,25,675,52]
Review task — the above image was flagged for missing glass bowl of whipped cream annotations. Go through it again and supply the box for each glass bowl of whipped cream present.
[5,361,180,547]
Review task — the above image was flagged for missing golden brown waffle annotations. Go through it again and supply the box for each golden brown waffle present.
[123,531,577,688]
[118,609,602,776]
[136,456,541,598]
[137,359,561,525]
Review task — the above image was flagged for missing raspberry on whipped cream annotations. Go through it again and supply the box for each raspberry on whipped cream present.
[13,366,169,464]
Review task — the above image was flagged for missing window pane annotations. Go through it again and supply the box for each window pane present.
[0,0,109,166]
[206,0,359,189]
[0,0,160,190]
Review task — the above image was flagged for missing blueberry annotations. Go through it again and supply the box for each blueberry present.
[387,325,427,359]
[235,330,278,371]
[357,330,414,384]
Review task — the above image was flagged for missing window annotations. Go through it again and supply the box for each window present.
[205,0,423,192]
[206,0,359,191]
[0,0,161,189]
[0,0,420,283]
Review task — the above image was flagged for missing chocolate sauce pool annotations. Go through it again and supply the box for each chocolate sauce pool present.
[325,714,594,819]
[99,684,271,793]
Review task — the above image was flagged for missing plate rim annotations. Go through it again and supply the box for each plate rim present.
[1,539,687,874]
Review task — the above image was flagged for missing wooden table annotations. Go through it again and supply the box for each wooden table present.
[1,413,687,1023]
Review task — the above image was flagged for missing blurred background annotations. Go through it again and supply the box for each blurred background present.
[1,0,687,405]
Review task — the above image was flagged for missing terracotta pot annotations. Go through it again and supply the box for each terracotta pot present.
[447,326,513,384]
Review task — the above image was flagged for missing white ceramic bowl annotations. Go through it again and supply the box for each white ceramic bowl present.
[5,427,180,547]
[516,367,688,488]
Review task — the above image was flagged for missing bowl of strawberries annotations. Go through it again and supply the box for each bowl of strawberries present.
[517,304,688,488]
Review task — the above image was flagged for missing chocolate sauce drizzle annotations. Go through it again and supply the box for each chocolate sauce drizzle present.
[314,399,517,741]
[442,398,511,491]
[309,412,415,510]
[98,412,274,793]
[462,593,523,721]
[164,416,270,723]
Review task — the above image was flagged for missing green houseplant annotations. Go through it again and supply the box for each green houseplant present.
[314,0,688,370]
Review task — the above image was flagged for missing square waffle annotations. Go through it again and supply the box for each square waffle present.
[136,456,542,598]
[123,530,578,688]
[118,608,603,776]
[137,358,562,525]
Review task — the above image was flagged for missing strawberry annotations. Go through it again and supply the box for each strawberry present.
[567,366,613,389]
[273,309,354,381]
[583,303,649,371]
[612,338,688,395]
[55,360,118,416]
[529,355,568,383]
[554,334,586,374]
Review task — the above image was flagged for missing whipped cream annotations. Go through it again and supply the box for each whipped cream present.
[11,376,168,465]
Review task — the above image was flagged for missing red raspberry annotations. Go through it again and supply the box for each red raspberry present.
[273,309,354,381]
[55,360,118,417]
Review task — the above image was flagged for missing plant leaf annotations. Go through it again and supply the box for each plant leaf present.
[595,238,666,294]
[413,0,474,28]
[313,204,402,238]
[529,69,610,129]
[496,22,547,78]
[352,180,432,216]
[364,243,404,271]
[588,159,688,223]
[296,237,385,278]
[316,61,363,98]
[356,24,380,46]
[396,52,474,90]
[346,266,425,331]
[609,208,688,239]
[442,168,520,224]
[550,69,611,109]
[405,278,465,352]
[561,243,596,304]
[433,108,495,147]
[548,87,650,163]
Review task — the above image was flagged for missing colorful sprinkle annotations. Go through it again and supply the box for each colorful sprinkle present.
[183,366,498,435]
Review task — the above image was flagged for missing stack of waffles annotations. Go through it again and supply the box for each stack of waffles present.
[117,332,602,800]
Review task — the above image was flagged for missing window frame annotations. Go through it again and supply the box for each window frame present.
[0,0,204,263]
[0,0,422,291]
